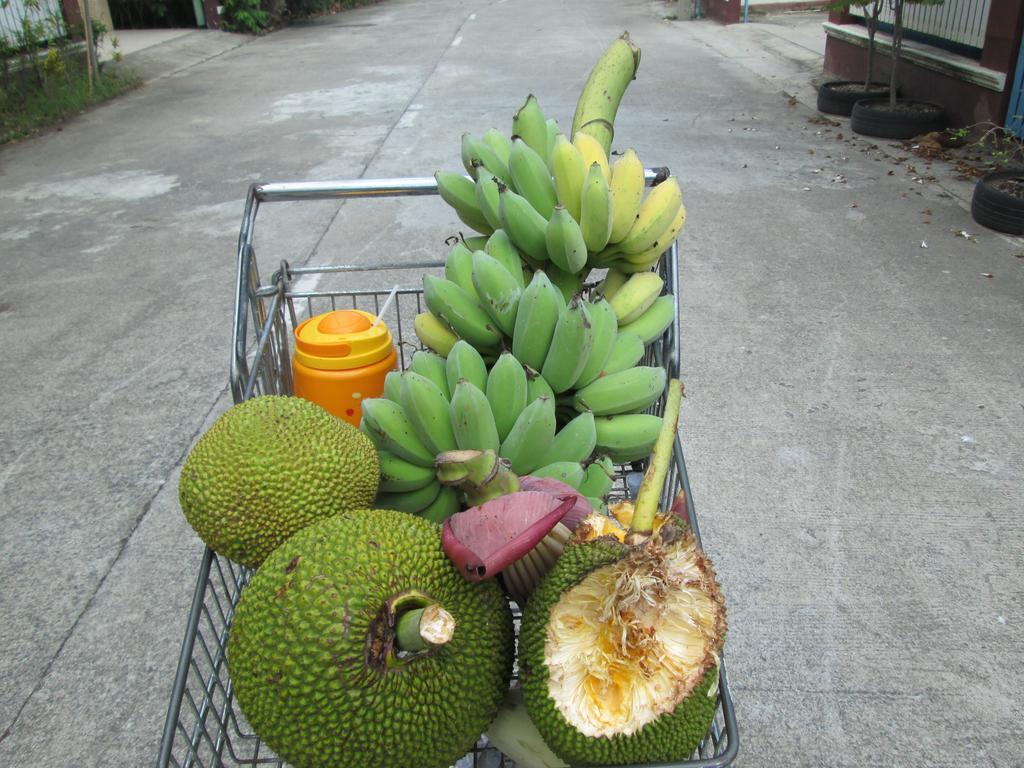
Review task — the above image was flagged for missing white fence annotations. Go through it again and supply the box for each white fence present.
[853,0,991,52]
[1,0,67,47]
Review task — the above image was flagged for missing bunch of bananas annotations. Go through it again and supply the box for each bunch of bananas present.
[436,109,685,280]
[415,237,675,361]
[434,36,684,283]
[359,340,668,518]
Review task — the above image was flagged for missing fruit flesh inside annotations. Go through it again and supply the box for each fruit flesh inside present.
[543,531,725,738]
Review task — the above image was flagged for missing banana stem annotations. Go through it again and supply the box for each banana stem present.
[436,449,521,506]
[629,379,683,538]
[395,605,455,652]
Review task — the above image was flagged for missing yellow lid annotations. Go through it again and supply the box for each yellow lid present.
[293,309,394,371]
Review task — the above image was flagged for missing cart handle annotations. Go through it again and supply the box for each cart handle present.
[251,168,670,204]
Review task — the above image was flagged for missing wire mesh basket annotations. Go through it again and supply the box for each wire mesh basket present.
[157,177,739,768]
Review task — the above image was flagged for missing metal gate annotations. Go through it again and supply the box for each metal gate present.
[1006,39,1024,138]
[0,0,67,47]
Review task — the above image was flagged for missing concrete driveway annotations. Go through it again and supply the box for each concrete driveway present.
[0,1,1021,765]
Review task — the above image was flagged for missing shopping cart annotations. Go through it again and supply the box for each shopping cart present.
[156,176,739,768]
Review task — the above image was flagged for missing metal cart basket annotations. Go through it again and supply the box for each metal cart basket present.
[157,177,739,768]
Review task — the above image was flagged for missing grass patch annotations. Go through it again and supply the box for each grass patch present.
[1,60,140,145]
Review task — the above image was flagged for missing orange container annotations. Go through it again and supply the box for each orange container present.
[291,309,397,427]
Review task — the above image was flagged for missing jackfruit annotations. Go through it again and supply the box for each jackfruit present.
[228,509,514,768]
[519,525,726,765]
[178,395,379,568]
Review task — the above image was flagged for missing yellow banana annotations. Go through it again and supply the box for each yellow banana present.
[571,33,641,156]
[549,134,586,222]
[598,267,629,300]
[622,201,686,264]
[572,132,610,184]
[618,176,682,255]
[413,312,458,357]
[608,272,663,325]
[608,149,645,244]
[618,294,675,344]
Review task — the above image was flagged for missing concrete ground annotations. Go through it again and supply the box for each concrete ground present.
[1,1,1022,766]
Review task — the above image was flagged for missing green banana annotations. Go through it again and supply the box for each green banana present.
[377,480,442,515]
[609,148,646,243]
[545,118,559,165]
[499,186,549,264]
[571,32,641,155]
[400,371,457,457]
[603,330,646,374]
[593,413,663,464]
[471,250,521,337]
[598,267,629,300]
[536,411,597,465]
[512,270,563,372]
[540,296,595,394]
[475,173,503,231]
[482,128,513,170]
[445,339,488,395]
[499,394,556,474]
[485,230,525,289]
[549,134,586,222]
[378,451,438,493]
[618,293,675,344]
[617,176,682,255]
[462,235,489,251]
[462,133,512,185]
[509,138,557,219]
[419,485,460,524]
[525,365,554,406]
[423,275,503,350]
[587,496,608,515]
[410,349,450,400]
[444,242,481,299]
[572,366,666,416]
[486,351,528,442]
[578,455,615,498]
[383,370,402,403]
[413,311,458,357]
[530,461,585,490]
[512,94,549,159]
[608,272,664,325]
[545,263,585,304]
[360,398,435,467]
[574,296,618,387]
[544,205,588,274]
[450,378,501,452]
[435,171,493,235]
[580,161,613,253]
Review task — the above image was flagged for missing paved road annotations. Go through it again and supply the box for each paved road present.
[1,1,1021,765]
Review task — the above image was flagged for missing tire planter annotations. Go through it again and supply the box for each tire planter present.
[817,81,893,117]
[971,169,1024,235]
[850,99,946,140]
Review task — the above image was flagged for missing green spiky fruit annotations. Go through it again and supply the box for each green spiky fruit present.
[229,510,515,768]
[520,528,726,766]
[178,396,379,568]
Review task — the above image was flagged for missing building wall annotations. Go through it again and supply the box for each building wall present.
[825,1,1024,129]
[705,0,741,25]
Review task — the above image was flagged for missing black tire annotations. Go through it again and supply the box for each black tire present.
[850,99,946,140]
[971,170,1024,235]
[817,81,893,117]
